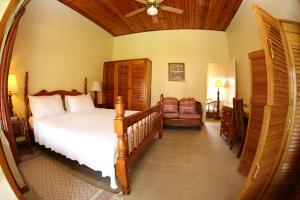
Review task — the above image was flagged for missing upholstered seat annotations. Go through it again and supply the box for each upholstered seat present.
[178,113,201,119]
[163,113,180,118]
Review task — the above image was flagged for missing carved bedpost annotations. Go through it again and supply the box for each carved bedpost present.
[114,96,130,194]
[24,72,29,120]
[84,77,87,94]
[159,94,164,139]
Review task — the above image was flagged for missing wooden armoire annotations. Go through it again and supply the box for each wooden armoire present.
[237,4,300,200]
[102,58,152,111]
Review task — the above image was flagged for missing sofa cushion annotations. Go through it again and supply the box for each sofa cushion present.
[163,97,178,113]
[179,98,197,114]
[163,112,179,119]
[178,113,201,119]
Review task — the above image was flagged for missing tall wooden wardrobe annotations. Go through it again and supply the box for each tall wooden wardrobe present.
[237,4,300,200]
[102,58,152,111]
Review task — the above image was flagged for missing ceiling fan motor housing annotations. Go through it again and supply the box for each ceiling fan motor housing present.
[146,1,159,8]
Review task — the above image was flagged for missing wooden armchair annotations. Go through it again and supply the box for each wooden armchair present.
[206,99,218,118]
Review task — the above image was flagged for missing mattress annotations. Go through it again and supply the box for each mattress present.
[29,108,137,189]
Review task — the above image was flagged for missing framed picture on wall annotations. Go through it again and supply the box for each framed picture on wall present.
[168,63,185,81]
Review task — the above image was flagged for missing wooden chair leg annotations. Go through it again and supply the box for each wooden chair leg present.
[159,129,163,139]
[159,118,163,139]
[229,132,235,149]
[27,142,33,154]
[237,135,246,158]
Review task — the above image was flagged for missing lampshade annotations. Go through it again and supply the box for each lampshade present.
[147,5,158,16]
[90,81,101,92]
[215,80,223,88]
[8,74,18,94]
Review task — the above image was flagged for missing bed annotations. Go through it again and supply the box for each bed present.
[24,72,163,194]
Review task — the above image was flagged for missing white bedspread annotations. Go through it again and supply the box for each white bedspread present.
[30,108,137,189]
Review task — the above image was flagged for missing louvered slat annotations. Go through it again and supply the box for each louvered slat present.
[116,61,130,109]
[131,60,146,110]
[103,62,115,108]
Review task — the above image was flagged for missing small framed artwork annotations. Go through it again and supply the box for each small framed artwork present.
[168,63,185,81]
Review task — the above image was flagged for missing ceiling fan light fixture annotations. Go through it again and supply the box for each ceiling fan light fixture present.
[147,5,158,16]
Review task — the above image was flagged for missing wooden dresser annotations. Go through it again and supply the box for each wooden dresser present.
[102,58,152,111]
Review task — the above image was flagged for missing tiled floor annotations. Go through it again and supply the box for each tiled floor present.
[124,120,245,200]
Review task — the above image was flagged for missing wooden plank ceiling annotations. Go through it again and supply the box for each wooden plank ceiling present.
[58,0,243,36]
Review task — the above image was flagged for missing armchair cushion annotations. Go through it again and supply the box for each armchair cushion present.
[163,97,178,113]
[179,98,197,114]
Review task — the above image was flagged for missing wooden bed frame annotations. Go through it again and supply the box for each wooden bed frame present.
[24,72,163,194]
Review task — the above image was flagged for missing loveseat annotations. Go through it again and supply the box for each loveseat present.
[161,94,203,129]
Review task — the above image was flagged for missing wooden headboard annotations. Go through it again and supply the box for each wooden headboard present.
[24,72,88,120]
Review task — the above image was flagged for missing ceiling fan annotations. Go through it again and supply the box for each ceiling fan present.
[125,0,184,23]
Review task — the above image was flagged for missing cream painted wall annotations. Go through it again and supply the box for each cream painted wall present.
[112,30,230,110]
[226,0,300,105]
[10,0,114,116]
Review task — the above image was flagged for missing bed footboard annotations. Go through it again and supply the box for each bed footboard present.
[114,96,163,194]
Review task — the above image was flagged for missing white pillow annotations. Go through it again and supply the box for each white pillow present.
[65,93,95,113]
[28,95,65,118]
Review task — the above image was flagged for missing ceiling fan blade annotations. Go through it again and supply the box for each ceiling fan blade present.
[160,5,184,14]
[125,7,146,17]
[152,15,159,23]
[133,0,147,4]
[156,0,165,3]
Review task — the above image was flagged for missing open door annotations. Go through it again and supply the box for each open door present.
[237,4,290,200]
[206,59,236,118]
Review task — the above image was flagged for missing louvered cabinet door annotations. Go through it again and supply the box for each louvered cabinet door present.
[238,50,267,177]
[262,21,300,200]
[116,61,131,109]
[237,5,289,200]
[130,60,147,110]
[103,62,115,108]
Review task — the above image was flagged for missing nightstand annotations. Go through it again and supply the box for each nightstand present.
[11,117,32,153]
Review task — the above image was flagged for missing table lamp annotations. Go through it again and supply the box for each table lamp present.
[90,81,101,105]
[8,74,18,116]
[215,79,223,120]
